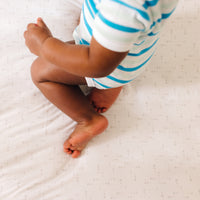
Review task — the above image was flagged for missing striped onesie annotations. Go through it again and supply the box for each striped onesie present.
[73,0,179,89]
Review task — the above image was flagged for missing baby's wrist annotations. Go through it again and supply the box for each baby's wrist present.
[40,36,54,59]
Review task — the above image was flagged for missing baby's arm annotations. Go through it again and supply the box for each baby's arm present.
[41,37,128,78]
[24,18,128,78]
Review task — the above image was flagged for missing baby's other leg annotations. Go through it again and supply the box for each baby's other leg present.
[88,87,123,113]
[31,56,108,158]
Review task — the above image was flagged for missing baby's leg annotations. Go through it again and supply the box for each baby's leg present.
[88,87,123,113]
[31,56,108,158]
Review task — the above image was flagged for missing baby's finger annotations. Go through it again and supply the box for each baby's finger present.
[37,17,47,28]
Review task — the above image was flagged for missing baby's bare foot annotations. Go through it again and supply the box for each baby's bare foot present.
[87,87,123,113]
[63,115,108,158]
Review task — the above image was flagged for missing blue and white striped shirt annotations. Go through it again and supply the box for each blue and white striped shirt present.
[73,0,179,89]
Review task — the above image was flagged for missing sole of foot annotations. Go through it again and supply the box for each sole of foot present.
[63,114,108,158]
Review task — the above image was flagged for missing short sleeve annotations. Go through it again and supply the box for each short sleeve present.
[92,0,145,52]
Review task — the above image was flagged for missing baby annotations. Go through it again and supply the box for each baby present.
[24,0,179,158]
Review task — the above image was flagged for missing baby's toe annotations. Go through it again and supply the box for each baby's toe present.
[101,107,107,113]
[64,148,73,154]
[63,140,72,152]
[97,108,102,113]
[71,150,81,158]
[96,107,107,113]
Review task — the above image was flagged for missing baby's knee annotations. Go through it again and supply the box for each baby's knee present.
[30,57,47,86]
[31,58,41,85]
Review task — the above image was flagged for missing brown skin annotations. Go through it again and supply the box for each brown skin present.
[24,18,127,158]
[24,18,128,77]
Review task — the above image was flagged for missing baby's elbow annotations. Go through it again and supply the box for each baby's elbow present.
[91,67,112,78]
[88,61,115,78]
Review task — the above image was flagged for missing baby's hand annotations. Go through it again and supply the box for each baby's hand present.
[24,18,52,56]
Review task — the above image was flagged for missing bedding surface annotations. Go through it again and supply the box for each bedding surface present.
[0,0,200,199]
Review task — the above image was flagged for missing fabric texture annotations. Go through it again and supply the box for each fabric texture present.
[74,0,179,89]
[1,0,200,200]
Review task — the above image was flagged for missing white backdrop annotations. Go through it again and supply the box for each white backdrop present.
[0,0,200,199]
